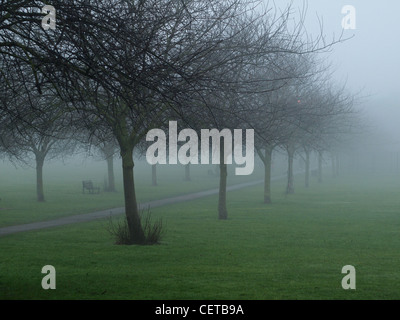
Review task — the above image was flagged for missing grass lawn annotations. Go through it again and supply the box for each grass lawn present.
[1,164,400,300]
[0,158,265,227]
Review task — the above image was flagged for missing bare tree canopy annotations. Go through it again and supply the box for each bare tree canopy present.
[0,0,357,244]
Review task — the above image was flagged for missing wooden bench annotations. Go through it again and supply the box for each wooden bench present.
[82,180,100,194]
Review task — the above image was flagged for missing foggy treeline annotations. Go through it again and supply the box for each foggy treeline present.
[0,1,392,245]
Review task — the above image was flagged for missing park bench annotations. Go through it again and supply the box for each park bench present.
[82,180,100,194]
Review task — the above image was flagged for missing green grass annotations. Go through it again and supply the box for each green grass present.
[0,158,265,227]
[1,164,400,300]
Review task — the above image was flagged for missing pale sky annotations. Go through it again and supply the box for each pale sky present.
[271,0,400,140]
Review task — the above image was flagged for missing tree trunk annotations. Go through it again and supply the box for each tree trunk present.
[184,163,191,181]
[263,146,273,204]
[218,143,228,220]
[152,164,157,186]
[286,145,295,194]
[318,151,323,183]
[106,155,116,191]
[36,154,45,202]
[331,154,336,178]
[336,154,340,177]
[121,145,145,244]
[305,149,310,188]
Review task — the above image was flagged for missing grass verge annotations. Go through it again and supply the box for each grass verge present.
[1,171,400,299]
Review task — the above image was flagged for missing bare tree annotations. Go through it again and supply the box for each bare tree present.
[1,89,75,202]
[52,0,277,241]
[88,134,119,192]
[1,0,352,241]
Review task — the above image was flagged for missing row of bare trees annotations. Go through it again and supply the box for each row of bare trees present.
[1,0,358,244]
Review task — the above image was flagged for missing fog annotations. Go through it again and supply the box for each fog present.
[2,1,400,302]
[299,0,400,137]
[3,1,399,176]
[268,0,400,175]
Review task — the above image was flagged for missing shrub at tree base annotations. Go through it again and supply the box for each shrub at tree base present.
[106,207,165,245]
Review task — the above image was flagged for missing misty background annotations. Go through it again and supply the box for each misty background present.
[1,0,399,181]
[302,0,400,139]
[2,0,400,301]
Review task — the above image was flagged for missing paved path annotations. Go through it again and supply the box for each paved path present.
[0,173,292,237]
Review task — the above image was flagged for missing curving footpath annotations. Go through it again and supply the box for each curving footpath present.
[0,172,295,237]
